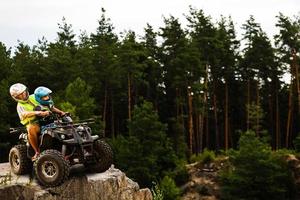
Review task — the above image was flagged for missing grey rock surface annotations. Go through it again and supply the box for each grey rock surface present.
[0,163,152,200]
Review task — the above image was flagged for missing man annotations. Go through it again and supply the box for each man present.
[10,83,49,161]
[10,84,66,161]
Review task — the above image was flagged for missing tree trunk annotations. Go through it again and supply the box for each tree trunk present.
[213,81,219,150]
[225,81,229,150]
[268,88,274,148]
[176,88,180,120]
[292,49,300,113]
[128,73,132,121]
[256,80,260,136]
[111,92,115,138]
[247,79,250,131]
[205,115,209,149]
[195,114,199,154]
[275,86,280,149]
[188,87,194,154]
[102,84,108,137]
[199,105,204,153]
[286,71,294,148]
[204,64,209,149]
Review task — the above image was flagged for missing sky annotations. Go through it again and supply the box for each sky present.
[0,0,299,49]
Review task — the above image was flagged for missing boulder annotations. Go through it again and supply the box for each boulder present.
[0,163,152,200]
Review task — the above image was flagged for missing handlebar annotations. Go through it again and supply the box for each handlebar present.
[53,119,95,128]
[10,117,95,133]
[9,127,26,134]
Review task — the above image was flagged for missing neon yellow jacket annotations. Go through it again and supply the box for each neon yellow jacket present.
[17,94,40,125]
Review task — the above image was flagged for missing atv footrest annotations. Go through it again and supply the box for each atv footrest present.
[62,139,76,144]
[82,135,99,143]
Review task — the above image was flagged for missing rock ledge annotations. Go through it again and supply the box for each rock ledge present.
[0,163,152,200]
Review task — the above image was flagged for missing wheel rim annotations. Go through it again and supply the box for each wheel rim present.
[41,161,58,178]
[11,152,20,170]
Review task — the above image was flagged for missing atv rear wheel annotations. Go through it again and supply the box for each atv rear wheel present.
[9,145,32,175]
[88,140,113,173]
[34,149,69,187]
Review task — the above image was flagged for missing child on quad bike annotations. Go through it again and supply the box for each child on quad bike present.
[33,86,66,130]
[10,83,65,161]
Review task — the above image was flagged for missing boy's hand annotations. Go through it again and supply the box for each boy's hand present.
[37,111,50,117]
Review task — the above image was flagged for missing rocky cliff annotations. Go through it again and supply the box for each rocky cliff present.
[181,155,300,200]
[0,163,152,200]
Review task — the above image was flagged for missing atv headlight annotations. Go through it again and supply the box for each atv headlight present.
[60,134,65,139]
[77,126,84,131]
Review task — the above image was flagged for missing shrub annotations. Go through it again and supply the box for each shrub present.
[293,134,300,153]
[110,101,178,187]
[220,131,296,200]
[159,176,181,200]
[162,159,189,186]
[190,148,216,164]
[151,182,164,200]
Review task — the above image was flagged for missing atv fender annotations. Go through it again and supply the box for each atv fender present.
[40,129,61,146]
[92,135,99,141]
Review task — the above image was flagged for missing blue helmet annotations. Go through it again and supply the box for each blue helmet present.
[34,86,54,106]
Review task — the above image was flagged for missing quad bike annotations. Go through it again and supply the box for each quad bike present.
[9,112,113,187]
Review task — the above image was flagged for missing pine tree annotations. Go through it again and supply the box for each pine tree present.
[46,18,78,91]
[141,24,162,109]
[240,16,278,145]
[0,42,14,162]
[215,16,240,150]
[275,13,300,148]
[160,15,202,156]
[90,8,120,136]
[118,31,146,122]
[62,77,96,119]
[111,101,178,187]
[186,7,220,150]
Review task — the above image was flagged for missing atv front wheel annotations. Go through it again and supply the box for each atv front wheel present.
[34,149,69,187]
[88,140,113,173]
[9,145,32,175]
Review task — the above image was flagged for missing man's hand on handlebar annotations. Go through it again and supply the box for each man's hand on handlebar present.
[37,111,51,117]
[60,112,71,117]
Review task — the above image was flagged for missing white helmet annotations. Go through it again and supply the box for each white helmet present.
[9,83,29,103]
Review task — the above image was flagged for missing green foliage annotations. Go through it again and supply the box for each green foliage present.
[111,101,178,187]
[220,131,296,200]
[159,176,181,200]
[0,172,12,185]
[246,102,264,131]
[0,142,10,163]
[293,133,300,153]
[110,135,157,185]
[190,148,216,164]
[57,101,78,120]
[0,9,300,200]
[169,119,188,160]
[64,77,96,119]
[169,159,189,186]
[151,182,164,200]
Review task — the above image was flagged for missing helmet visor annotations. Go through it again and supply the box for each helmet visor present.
[41,95,51,101]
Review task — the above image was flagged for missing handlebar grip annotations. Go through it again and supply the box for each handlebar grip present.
[9,127,26,134]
